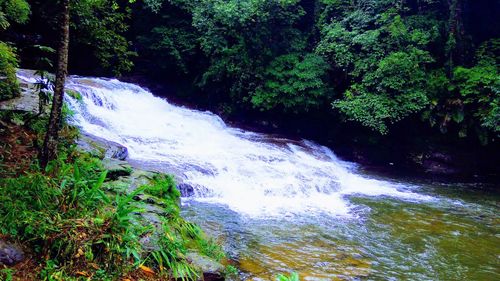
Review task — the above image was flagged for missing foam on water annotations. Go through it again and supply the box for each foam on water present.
[17,70,432,217]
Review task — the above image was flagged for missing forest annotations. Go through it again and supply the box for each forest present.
[2,1,499,167]
[0,0,499,280]
[2,0,499,174]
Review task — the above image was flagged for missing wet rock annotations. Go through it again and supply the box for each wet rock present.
[422,151,458,175]
[133,193,146,201]
[422,160,459,175]
[0,84,40,114]
[178,183,195,197]
[77,133,128,160]
[427,152,453,163]
[101,158,132,179]
[106,145,128,160]
[145,197,157,205]
[186,252,225,281]
[139,233,159,252]
[131,169,158,178]
[0,240,24,266]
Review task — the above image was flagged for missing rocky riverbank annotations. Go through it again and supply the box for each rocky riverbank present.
[0,71,228,281]
[79,136,227,281]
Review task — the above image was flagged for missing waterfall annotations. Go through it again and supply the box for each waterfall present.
[17,70,431,217]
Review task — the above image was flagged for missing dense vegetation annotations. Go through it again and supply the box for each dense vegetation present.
[0,0,498,279]
[0,106,228,279]
[2,1,498,148]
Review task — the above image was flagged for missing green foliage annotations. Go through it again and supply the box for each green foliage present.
[149,218,200,280]
[0,42,20,101]
[143,174,180,203]
[128,0,497,143]
[140,174,225,275]
[334,49,431,134]
[317,1,440,134]
[71,0,136,76]
[66,89,82,101]
[0,268,14,281]
[2,0,497,147]
[0,0,30,30]
[195,0,305,99]
[453,65,499,133]
[252,53,330,112]
[137,0,305,104]
[277,272,300,281]
[224,265,238,278]
[139,176,225,280]
[423,39,500,144]
[0,143,222,280]
[135,7,199,76]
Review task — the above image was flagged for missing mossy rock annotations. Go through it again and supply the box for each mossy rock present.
[101,158,132,180]
[186,252,225,281]
[77,133,128,160]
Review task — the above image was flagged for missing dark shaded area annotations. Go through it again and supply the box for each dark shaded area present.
[2,0,499,180]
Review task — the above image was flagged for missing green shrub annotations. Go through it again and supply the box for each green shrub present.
[0,151,143,278]
[252,53,330,113]
[143,174,180,202]
[0,147,224,280]
[0,108,224,280]
[0,0,30,30]
[0,42,20,101]
[142,175,225,280]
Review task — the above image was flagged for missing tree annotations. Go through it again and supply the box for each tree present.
[0,0,30,30]
[70,0,136,76]
[40,0,70,168]
[316,1,441,134]
[252,53,330,113]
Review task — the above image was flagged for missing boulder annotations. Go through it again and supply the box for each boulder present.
[0,84,39,114]
[186,252,225,281]
[178,183,195,197]
[0,240,24,266]
[422,151,459,175]
[422,160,459,175]
[77,133,128,160]
[101,158,132,179]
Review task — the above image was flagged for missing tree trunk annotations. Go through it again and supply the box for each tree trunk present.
[447,0,467,74]
[40,0,70,168]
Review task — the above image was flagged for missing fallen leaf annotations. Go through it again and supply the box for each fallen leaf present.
[89,263,100,269]
[139,265,155,276]
[76,271,89,277]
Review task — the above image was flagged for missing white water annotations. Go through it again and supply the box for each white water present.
[18,70,432,217]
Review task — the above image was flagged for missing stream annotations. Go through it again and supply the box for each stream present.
[18,70,499,280]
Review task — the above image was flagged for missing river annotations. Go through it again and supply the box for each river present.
[18,70,499,280]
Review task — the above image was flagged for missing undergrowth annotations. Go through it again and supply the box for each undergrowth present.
[0,111,226,280]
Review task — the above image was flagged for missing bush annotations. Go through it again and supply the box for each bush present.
[0,42,20,101]
[143,174,180,202]
[0,146,224,280]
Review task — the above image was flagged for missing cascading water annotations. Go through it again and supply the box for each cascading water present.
[17,70,430,217]
[17,70,500,280]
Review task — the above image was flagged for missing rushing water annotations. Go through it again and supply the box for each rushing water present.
[18,70,499,280]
